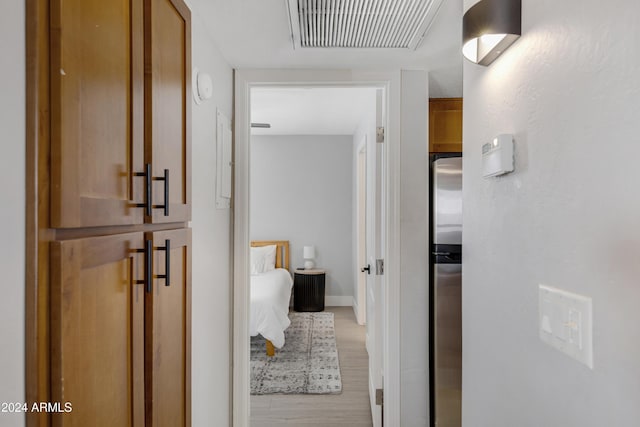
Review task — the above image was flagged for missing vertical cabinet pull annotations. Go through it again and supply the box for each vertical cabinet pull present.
[134,165,170,217]
[133,163,152,216]
[152,169,169,216]
[144,239,153,293]
[137,239,170,293]
[155,239,171,287]
[133,239,153,292]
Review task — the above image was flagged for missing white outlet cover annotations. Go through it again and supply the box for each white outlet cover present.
[539,284,593,369]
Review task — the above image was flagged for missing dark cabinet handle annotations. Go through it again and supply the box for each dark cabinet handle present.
[145,239,153,293]
[133,163,152,216]
[361,264,371,274]
[155,239,170,287]
[153,169,169,216]
[134,165,169,217]
[133,239,153,292]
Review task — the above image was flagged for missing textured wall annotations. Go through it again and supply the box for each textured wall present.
[462,1,640,425]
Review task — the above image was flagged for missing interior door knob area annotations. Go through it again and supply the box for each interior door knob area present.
[361,264,371,274]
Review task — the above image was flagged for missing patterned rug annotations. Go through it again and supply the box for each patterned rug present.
[250,312,342,395]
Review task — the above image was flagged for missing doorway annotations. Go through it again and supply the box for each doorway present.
[233,69,402,427]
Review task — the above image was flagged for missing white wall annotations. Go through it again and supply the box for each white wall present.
[189,12,234,427]
[399,70,430,427]
[0,1,26,426]
[462,1,640,426]
[250,135,354,301]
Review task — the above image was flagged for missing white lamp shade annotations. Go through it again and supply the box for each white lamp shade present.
[303,246,315,259]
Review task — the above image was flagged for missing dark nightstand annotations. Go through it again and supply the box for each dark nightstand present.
[293,269,326,312]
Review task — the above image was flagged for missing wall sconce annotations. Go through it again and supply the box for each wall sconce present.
[462,0,521,66]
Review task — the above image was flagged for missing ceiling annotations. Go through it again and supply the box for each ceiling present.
[186,0,464,97]
[251,87,377,135]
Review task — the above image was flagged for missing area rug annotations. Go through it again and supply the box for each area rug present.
[250,312,342,395]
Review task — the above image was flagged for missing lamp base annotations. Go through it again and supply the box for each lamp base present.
[304,260,315,270]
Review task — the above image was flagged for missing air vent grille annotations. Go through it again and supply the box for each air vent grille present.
[287,0,443,49]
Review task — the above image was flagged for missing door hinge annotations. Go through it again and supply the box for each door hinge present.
[376,259,384,275]
[375,388,383,406]
[376,127,385,143]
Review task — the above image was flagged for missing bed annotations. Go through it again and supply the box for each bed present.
[250,240,293,357]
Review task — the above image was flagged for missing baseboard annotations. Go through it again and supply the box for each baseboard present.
[325,296,353,307]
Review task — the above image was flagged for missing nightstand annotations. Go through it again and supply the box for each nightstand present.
[293,269,326,312]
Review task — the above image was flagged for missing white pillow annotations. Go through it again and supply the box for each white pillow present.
[263,245,277,272]
[250,245,277,275]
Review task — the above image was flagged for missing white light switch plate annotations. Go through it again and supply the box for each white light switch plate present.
[539,285,593,369]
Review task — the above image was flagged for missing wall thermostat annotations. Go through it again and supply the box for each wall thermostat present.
[482,134,514,177]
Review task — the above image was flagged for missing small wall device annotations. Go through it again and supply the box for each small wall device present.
[192,68,213,104]
[482,134,514,177]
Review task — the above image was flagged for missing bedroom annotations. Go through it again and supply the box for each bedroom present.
[247,86,380,425]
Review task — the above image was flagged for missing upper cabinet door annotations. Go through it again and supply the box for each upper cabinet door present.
[429,98,463,153]
[50,0,145,228]
[146,0,192,223]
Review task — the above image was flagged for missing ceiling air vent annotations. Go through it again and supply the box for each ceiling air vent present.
[286,0,444,50]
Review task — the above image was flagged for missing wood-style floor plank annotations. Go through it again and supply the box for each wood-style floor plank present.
[251,307,374,426]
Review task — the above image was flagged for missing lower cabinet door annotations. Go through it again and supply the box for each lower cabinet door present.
[145,228,191,427]
[50,232,145,427]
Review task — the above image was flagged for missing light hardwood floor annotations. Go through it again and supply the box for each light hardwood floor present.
[251,306,374,427]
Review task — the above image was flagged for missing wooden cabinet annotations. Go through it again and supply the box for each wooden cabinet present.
[49,0,191,228]
[146,0,192,224]
[49,229,192,427]
[429,98,463,153]
[145,228,191,427]
[27,0,192,425]
[50,0,145,228]
[50,233,146,426]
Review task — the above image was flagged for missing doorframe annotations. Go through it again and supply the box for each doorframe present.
[233,69,402,427]
[355,138,367,326]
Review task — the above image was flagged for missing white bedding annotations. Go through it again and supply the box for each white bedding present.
[249,268,293,348]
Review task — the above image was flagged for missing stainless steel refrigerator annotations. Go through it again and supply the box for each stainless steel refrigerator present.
[429,154,462,427]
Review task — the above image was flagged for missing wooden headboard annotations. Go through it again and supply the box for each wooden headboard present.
[250,240,290,271]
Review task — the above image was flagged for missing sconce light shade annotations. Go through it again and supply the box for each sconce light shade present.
[462,0,521,66]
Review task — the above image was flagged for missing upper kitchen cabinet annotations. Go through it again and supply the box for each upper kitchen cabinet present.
[145,0,192,224]
[49,0,191,228]
[50,0,145,228]
[429,98,463,153]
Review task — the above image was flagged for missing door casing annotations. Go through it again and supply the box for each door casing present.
[233,69,402,427]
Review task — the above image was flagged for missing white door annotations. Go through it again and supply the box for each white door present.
[367,89,385,427]
[356,141,367,325]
